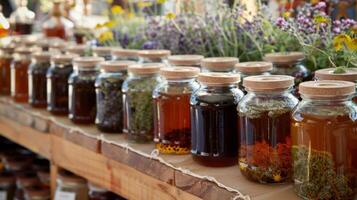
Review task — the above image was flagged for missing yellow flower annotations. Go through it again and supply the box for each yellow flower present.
[165,12,176,20]
[111,5,124,15]
[347,38,357,51]
[127,12,135,19]
[283,12,291,18]
[99,31,114,43]
[138,1,152,8]
[314,15,329,24]
[273,174,282,182]
[104,20,116,28]
[95,23,104,29]
[333,34,352,51]
[156,0,166,4]
[106,0,113,4]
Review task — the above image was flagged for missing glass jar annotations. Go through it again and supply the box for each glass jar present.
[47,54,78,115]
[55,170,88,200]
[92,47,112,61]
[263,52,311,97]
[28,52,52,108]
[0,171,16,200]
[153,67,200,154]
[201,57,239,73]
[95,61,135,133]
[88,183,117,200]
[190,73,243,167]
[137,50,170,64]
[69,57,103,124]
[238,75,298,183]
[66,45,88,57]
[292,81,357,199]
[0,45,15,95]
[167,55,203,68]
[122,63,163,143]
[9,0,35,35]
[111,49,138,62]
[15,171,40,200]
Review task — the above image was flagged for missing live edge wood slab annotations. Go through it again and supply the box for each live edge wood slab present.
[0,97,300,200]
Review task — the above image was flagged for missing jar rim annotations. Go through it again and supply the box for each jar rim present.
[160,67,200,79]
[198,72,240,85]
[243,75,294,91]
[235,61,273,73]
[299,80,355,98]
[315,68,357,82]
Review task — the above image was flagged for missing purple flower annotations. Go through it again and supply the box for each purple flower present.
[314,2,326,10]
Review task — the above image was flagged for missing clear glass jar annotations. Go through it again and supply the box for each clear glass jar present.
[167,55,203,68]
[111,49,138,62]
[238,75,298,183]
[0,171,16,200]
[190,73,243,167]
[66,45,88,57]
[55,170,88,200]
[0,45,14,95]
[88,183,117,200]
[24,186,50,200]
[122,63,163,143]
[201,57,238,73]
[28,52,52,108]
[92,47,112,61]
[47,54,78,115]
[153,67,200,154]
[292,80,357,200]
[137,50,170,64]
[9,0,35,35]
[69,57,103,124]
[95,61,135,133]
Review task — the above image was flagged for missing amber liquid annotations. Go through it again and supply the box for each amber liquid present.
[0,57,12,95]
[74,33,85,44]
[153,93,191,154]
[292,113,357,199]
[28,63,50,108]
[0,27,9,38]
[43,26,66,40]
[11,60,30,103]
[190,95,238,167]
[11,23,33,35]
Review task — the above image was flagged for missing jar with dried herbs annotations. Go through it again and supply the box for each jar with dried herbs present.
[69,57,103,124]
[0,45,14,95]
[47,54,78,115]
[153,67,200,154]
[292,81,357,200]
[167,55,203,68]
[191,73,243,167]
[122,63,163,143]
[111,49,138,62]
[201,57,238,73]
[92,47,112,61]
[55,170,88,200]
[137,50,170,64]
[238,75,298,183]
[95,61,135,133]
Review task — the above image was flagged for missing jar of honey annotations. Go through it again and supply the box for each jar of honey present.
[238,75,298,183]
[92,47,112,61]
[47,54,78,115]
[292,81,357,199]
[167,55,203,67]
[24,186,50,200]
[69,57,104,124]
[191,73,243,167]
[95,61,135,133]
[153,67,200,154]
[0,44,15,95]
[137,50,170,64]
[0,171,16,200]
[28,52,52,108]
[111,49,138,62]
[122,63,163,143]
[66,45,87,57]
[55,170,88,200]
[201,57,239,73]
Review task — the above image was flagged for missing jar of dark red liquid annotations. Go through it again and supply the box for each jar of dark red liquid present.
[238,75,298,183]
[69,57,104,124]
[201,57,238,73]
[9,0,35,35]
[88,183,118,200]
[111,49,138,62]
[47,54,78,115]
[66,45,87,57]
[0,44,15,95]
[92,47,112,61]
[55,170,88,200]
[137,50,170,64]
[28,52,52,108]
[24,186,50,200]
[95,61,135,133]
[0,171,16,200]
[190,73,243,167]
[153,67,200,154]
[122,63,163,143]
[167,55,203,68]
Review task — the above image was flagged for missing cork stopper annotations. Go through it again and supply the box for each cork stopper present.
[51,54,79,63]
[128,63,164,75]
[32,52,53,62]
[299,80,355,98]
[92,46,112,56]
[0,43,15,52]
[168,55,204,66]
[58,170,87,186]
[201,57,239,71]
[73,57,104,68]
[243,75,294,91]
[100,60,136,72]
[235,61,273,73]
[160,67,200,79]
[66,45,87,55]
[263,52,304,64]
[137,50,171,59]
[198,72,240,86]
[315,68,357,82]
[111,48,139,57]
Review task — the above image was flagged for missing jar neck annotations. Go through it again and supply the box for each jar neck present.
[200,83,237,90]
[32,59,50,64]
[75,67,98,74]
[273,60,301,68]
[301,95,353,104]
[130,73,158,78]
[53,61,72,67]
[139,57,165,63]
[247,88,292,96]
[165,78,196,84]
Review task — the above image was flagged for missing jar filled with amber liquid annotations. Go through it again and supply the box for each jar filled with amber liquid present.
[238,75,298,183]
[167,55,203,68]
[292,81,357,200]
[55,170,88,200]
[95,61,135,133]
[153,67,200,154]
[92,47,112,61]
[47,54,78,115]
[111,49,138,62]
[28,52,52,108]
[137,50,170,64]
[191,73,243,167]
[122,63,163,143]
[69,57,103,124]
[9,0,35,35]
[0,45,15,95]
[201,57,238,73]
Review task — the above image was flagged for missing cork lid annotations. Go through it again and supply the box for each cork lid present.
[168,55,204,66]
[198,72,240,86]
[100,60,136,72]
[0,43,16,52]
[36,37,63,48]
[14,47,35,54]
[128,63,164,75]
[235,61,273,73]
[263,52,305,64]
[299,80,355,98]
[137,50,171,58]
[51,54,79,63]
[160,67,200,79]
[315,68,357,82]
[24,186,50,199]
[92,46,112,55]
[201,57,239,71]
[66,45,87,55]
[111,48,139,57]
[32,52,53,61]
[58,170,87,185]
[73,57,104,68]
[243,75,294,91]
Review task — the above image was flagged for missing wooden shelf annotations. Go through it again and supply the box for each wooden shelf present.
[0,97,300,200]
